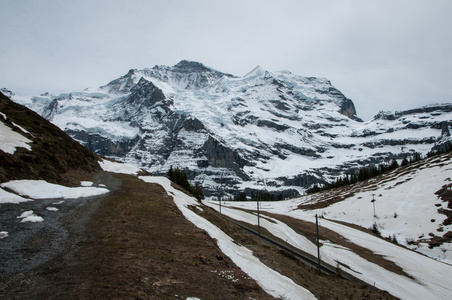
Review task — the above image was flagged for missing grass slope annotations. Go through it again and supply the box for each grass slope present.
[0,92,101,186]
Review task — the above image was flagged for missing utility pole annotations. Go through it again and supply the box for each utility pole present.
[256,176,267,236]
[217,172,224,215]
[316,214,321,270]
[257,192,261,235]
[371,194,376,217]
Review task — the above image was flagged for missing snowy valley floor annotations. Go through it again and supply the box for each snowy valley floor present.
[0,166,396,299]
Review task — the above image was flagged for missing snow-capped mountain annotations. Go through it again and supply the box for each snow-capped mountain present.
[9,60,452,196]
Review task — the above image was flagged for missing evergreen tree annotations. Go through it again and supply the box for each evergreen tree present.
[166,166,204,201]
[167,165,174,179]
[389,159,399,170]
[234,192,247,201]
[192,182,205,201]
[401,157,409,166]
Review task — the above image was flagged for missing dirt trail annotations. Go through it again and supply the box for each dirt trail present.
[0,172,273,299]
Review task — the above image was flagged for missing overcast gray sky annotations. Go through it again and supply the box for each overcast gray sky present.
[1,0,451,120]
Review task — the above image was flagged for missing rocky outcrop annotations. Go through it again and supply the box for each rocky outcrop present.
[431,121,452,153]
[203,135,249,179]
[340,98,361,121]
[183,117,206,132]
[42,99,59,120]
[66,129,139,157]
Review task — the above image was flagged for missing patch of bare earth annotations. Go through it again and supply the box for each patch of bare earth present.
[429,182,452,248]
[0,173,273,299]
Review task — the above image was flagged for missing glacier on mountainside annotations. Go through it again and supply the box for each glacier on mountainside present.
[8,60,452,197]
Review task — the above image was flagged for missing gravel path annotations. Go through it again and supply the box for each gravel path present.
[0,172,121,297]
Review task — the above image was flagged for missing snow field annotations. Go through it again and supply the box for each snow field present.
[308,161,452,259]
[0,188,32,204]
[0,178,112,242]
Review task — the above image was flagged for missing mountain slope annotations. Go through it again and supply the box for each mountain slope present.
[0,92,101,185]
[8,61,452,197]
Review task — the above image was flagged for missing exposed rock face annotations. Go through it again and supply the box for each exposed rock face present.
[66,130,139,157]
[202,135,249,179]
[10,61,452,197]
[431,121,452,153]
[340,98,361,121]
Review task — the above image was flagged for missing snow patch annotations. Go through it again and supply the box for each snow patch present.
[0,119,32,154]
[46,207,59,211]
[1,180,109,199]
[17,210,43,223]
[0,188,32,204]
[99,159,143,175]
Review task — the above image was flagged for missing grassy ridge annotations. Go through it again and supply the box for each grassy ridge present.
[0,92,101,185]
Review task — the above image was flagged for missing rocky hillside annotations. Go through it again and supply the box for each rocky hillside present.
[0,91,101,186]
[7,60,452,196]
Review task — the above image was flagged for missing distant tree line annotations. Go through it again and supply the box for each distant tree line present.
[306,153,424,194]
[228,190,283,202]
[167,166,204,201]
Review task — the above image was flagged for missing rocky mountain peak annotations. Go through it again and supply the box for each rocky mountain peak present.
[244,65,266,78]
[173,60,211,72]
[9,62,452,197]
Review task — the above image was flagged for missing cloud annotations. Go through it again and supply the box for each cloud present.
[1,0,451,120]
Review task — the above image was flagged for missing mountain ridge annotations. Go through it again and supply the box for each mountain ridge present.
[6,60,452,196]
